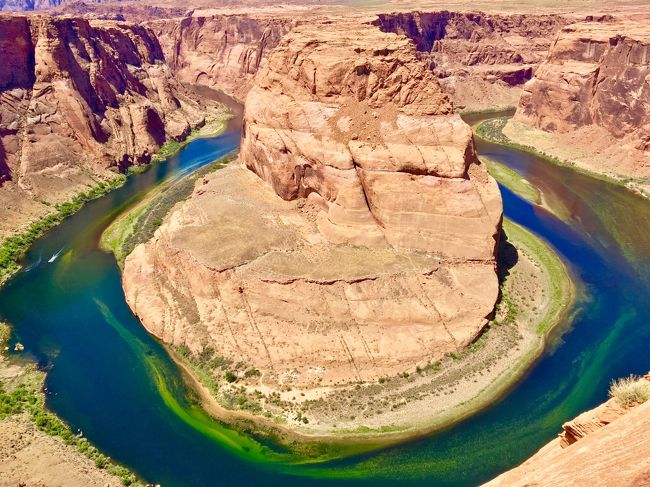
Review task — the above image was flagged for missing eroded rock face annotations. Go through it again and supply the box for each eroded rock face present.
[483,396,650,487]
[124,21,502,391]
[0,14,223,238]
[151,15,294,99]
[241,21,501,259]
[515,20,650,151]
[373,11,569,111]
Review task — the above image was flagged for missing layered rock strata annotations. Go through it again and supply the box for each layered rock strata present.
[516,20,650,143]
[484,391,650,486]
[150,15,294,99]
[511,18,650,179]
[123,21,502,392]
[0,15,224,238]
[373,11,569,111]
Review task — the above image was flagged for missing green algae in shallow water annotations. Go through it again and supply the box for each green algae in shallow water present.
[94,299,293,464]
[484,157,541,206]
[93,299,383,468]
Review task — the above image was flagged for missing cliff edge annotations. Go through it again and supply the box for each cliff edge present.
[484,376,650,487]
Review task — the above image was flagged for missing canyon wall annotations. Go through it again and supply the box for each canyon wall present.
[241,19,500,258]
[484,389,650,486]
[373,11,569,111]
[515,20,650,151]
[150,14,294,99]
[123,20,502,392]
[0,15,224,238]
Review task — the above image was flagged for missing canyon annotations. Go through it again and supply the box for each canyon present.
[504,16,650,186]
[374,11,569,111]
[149,14,294,100]
[0,7,579,241]
[0,14,228,239]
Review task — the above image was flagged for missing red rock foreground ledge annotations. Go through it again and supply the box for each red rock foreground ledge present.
[123,20,502,394]
[484,378,650,487]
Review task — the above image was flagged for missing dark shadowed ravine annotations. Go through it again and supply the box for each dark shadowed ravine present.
[1,104,649,486]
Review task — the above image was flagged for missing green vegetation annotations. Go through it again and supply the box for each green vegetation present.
[502,219,573,336]
[151,116,229,162]
[0,176,127,285]
[244,368,261,378]
[0,321,8,347]
[0,369,143,486]
[483,156,541,205]
[174,345,232,397]
[100,204,149,264]
[101,152,238,267]
[609,375,650,406]
[154,139,187,161]
[475,117,511,144]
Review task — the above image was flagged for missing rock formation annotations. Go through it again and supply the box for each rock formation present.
[0,14,225,238]
[484,388,650,486]
[123,20,502,394]
[373,11,569,111]
[512,18,650,174]
[241,20,500,258]
[150,14,294,100]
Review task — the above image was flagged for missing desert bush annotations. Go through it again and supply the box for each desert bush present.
[609,375,650,406]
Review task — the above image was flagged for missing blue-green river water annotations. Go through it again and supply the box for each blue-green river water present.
[0,104,648,486]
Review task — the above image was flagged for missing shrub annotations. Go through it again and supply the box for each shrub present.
[224,371,237,383]
[609,375,650,406]
[244,368,261,378]
[94,454,109,469]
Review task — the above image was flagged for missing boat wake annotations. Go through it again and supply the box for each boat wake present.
[48,248,64,263]
[22,254,42,272]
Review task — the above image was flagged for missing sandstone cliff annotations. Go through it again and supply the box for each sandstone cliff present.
[0,15,224,238]
[484,382,650,487]
[123,20,502,400]
[511,18,650,179]
[374,11,569,111]
[150,14,294,100]
[241,20,501,258]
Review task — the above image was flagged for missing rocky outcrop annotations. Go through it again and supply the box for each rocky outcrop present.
[515,19,650,152]
[0,14,224,238]
[150,15,294,99]
[241,20,501,258]
[483,393,650,486]
[123,21,502,394]
[373,11,569,111]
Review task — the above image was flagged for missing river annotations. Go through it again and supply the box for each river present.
[0,104,648,486]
